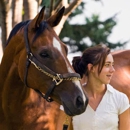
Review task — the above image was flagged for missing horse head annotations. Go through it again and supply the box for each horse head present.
[14,6,88,116]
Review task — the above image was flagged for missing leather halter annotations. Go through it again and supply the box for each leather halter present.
[24,22,81,102]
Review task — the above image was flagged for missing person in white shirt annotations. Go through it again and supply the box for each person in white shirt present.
[72,44,130,130]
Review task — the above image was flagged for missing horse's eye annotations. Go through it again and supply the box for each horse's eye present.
[40,53,49,58]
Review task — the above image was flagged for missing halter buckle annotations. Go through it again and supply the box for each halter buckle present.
[53,74,63,85]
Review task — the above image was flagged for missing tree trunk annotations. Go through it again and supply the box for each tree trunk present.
[12,0,23,27]
[0,0,12,50]
[54,0,82,35]
[23,0,38,21]
[0,0,6,50]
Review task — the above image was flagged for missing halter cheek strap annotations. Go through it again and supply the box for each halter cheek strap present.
[24,22,54,102]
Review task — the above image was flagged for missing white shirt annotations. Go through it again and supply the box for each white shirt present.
[72,84,129,130]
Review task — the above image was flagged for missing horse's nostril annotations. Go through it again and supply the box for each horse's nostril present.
[76,96,84,109]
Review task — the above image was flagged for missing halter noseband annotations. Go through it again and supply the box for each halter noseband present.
[24,22,81,102]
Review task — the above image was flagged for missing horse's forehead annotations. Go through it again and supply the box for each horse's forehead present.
[52,37,73,73]
[52,37,62,52]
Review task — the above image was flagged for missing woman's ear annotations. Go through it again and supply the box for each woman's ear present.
[87,63,93,72]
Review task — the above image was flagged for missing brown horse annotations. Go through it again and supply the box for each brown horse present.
[110,49,130,101]
[0,6,88,130]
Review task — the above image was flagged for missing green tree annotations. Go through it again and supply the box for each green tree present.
[59,3,128,53]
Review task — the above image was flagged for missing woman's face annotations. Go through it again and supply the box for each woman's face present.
[94,53,115,84]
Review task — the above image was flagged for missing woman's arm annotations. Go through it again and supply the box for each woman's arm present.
[119,108,130,130]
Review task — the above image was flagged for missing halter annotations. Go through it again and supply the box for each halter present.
[24,22,81,102]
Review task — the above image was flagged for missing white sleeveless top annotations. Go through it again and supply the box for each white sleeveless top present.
[72,84,129,130]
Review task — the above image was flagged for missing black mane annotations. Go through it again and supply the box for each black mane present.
[6,20,30,46]
[6,20,48,46]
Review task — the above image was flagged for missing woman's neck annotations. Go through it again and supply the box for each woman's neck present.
[84,79,106,98]
[81,74,107,97]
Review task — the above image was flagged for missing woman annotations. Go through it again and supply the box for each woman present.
[72,44,130,130]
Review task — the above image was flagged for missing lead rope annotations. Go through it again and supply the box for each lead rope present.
[63,115,70,130]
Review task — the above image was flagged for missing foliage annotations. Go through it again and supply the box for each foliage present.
[41,0,50,7]
[60,7,127,53]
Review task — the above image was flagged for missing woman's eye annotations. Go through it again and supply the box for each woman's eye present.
[40,53,49,58]
[105,64,109,67]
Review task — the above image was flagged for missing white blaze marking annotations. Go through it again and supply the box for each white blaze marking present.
[53,37,73,72]
[74,81,86,102]
[53,37,86,103]
[53,37,62,52]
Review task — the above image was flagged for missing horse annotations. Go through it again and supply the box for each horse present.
[110,49,130,101]
[0,6,88,130]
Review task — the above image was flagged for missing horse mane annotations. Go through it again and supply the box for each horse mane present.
[6,20,30,46]
[6,20,48,46]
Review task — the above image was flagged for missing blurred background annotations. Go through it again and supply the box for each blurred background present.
[0,0,130,62]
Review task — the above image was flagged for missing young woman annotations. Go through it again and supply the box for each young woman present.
[72,44,130,130]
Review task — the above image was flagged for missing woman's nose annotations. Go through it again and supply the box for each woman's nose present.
[110,66,115,72]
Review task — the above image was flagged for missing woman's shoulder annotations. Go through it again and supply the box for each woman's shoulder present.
[107,84,129,114]
[107,84,127,97]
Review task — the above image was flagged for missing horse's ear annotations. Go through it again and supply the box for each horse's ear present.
[47,6,65,27]
[29,6,45,29]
